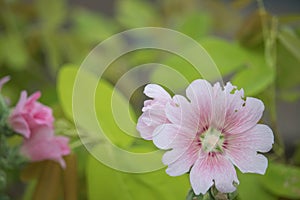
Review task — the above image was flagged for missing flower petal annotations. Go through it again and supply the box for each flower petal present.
[13,91,28,114]
[137,109,168,140]
[8,115,30,138]
[227,124,274,153]
[27,91,41,105]
[0,76,10,91]
[227,149,268,175]
[224,97,264,134]
[165,95,198,132]
[186,80,213,130]
[21,126,70,169]
[153,124,196,150]
[144,84,171,100]
[211,82,227,130]
[164,141,199,176]
[190,153,238,195]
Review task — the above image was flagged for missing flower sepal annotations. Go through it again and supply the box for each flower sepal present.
[0,94,14,137]
[186,186,238,200]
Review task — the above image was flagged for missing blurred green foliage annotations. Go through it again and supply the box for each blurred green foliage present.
[1,0,300,199]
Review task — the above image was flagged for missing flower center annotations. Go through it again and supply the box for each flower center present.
[200,127,224,153]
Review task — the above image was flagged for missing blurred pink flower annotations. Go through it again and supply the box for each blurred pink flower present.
[9,91,54,138]
[0,76,10,91]
[21,125,70,168]
[142,79,274,195]
[137,84,173,140]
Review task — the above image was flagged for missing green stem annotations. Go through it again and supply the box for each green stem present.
[257,0,284,158]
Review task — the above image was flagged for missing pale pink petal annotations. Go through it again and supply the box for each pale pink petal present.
[54,136,70,155]
[153,124,195,150]
[57,157,66,169]
[13,91,28,114]
[186,80,213,130]
[144,84,171,100]
[21,126,70,168]
[26,125,53,139]
[8,115,30,138]
[0,76,10,91]
[26,91,41,105]
[246,124,274,152]
[165,95,199,132]
[211,83,227,130]
[32,104,54,126]
[164,142,199,176]
[190,154,238,195]
[226,149,268,174]
[137,109,168,140]
[141,109,167,126]
[136,117,156,140]
[162,148,183,164]
[224,82,244,98]
[227,124,274,153]
[223,97,264,134]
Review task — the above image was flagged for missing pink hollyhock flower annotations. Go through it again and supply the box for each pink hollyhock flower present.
[143,79,274,195]
[9,91,54,138]
[136,84,174,140]
[21,125,70,168]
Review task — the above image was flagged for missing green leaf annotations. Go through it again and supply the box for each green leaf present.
[177,12,212,40]
[237,172,276,200]
[198,37,275,95]
[150,55,200,92]
[87,152,190,200]
[1,34,28,70]
[116,0,160,28]
[278,28,300,62]
[277,38,300,90]
[150,54,200,92]
[232,50,274,96]
[199,37,248,76]
[71,8,119,44]
[57,65,77,120]
[261,163,300,199]
[35,0,66,30]
[57,65,135,148]
[41,33,62,74]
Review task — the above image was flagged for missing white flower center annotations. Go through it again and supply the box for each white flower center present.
[200,128,224,153]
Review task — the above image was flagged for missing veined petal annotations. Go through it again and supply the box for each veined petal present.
[190,153,238,195]
[137,109,168,140]
[153,124,196,150]
[186,80,213,130]
[165,95,198,132]
[165,142,199,176]
[226,148,268,175]
[224,97,264,134]
[211,83,227,130]
[227,124,274,153]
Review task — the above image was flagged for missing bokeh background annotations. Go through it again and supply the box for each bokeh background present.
[0,0,300,199]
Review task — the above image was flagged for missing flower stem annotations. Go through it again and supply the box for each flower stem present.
[257,0,284,158]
